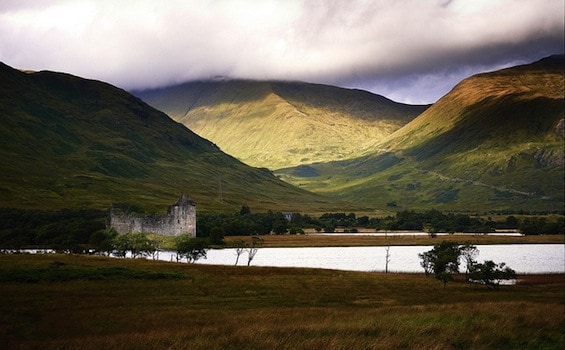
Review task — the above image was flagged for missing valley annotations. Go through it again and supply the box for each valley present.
[135,56,564,213]
[276,56,565,212]
[135,80,428,169]
[0,56,563,215]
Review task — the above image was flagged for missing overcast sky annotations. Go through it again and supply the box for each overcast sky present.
[1,0,563,104]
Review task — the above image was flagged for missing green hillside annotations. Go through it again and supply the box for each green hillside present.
[277,56,565,212]
[135,80,428,169]
[0,63,356,214]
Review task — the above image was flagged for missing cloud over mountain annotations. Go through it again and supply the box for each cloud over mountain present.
[1,0,563,103]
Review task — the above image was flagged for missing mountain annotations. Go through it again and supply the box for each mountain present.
[134,80,428,169]
[276,55,565,212]
[0,62,356,213]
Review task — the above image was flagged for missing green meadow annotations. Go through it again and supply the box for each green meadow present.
[1,253,563,349]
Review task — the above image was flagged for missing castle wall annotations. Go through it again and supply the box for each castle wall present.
[109,195,196,237]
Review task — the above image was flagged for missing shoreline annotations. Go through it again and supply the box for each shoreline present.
[224,233,565,248]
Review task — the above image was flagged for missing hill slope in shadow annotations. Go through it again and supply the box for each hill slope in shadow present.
[0,63,354,213]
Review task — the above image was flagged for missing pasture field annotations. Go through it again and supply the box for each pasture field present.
[224,233,565,248]
[0,253,563,349]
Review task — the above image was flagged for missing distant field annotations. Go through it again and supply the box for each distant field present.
[224,233,565,247]
[1,253,563,349]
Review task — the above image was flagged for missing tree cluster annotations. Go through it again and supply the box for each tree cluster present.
[174,235,209,263]
[0,208,106,251]
[387,209,496,233]
[231,236,264,266]
[418,241,516,288]
[518,216,565,235]
[195,208,504,235]
[0,207,562,253]
[197,209,296,237]
[112,231,160,259]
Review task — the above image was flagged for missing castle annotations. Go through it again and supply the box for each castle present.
[109,194,196,237]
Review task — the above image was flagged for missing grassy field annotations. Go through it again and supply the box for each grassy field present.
[1,253,563,349]
[224,233,565,248]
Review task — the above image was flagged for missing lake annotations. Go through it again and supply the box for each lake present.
[156,244,565,274]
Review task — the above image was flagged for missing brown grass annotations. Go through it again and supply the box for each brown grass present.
[0,253,563,349]
[225,233,565,247]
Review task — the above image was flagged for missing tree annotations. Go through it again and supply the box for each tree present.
[89,228,117,256]
[505,215,518,228]
[112,233,129,258]
[128,232,157,259]
[469,260,517,289]
[247,236,263,266]
[112,232,157,258]
[418,241,462,287]
[175,235,209,263]
[209,226,225,245]
[384,246,391,273]
[239,204,251,216]
[232,239,247,266]
[419,250,435,276]
[460,243,479,280]
[272,217,288,235]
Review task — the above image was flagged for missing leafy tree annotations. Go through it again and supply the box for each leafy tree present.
[519,216,565,235]
[209,226,225,245]
[272,215,288,235]
[129,232,158,258]
[89,228,118,255]
[469,260,517,289]
[504,215,519,228]
[175,235,209,263]
[239,204,251,216]
[112,232,157,258]
[419,250,435,276]
[113,233,131,258]
[460,243,479,280]
[418,241,462,287]
[289,227,305,234]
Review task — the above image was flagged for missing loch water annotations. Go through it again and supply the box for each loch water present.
[158,243,564,274]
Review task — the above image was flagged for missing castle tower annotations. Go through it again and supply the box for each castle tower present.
[167,194,197,237]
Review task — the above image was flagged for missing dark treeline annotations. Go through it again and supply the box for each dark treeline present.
[0,208,107,250]
[198,208,499,236]
[199,207,565,236]
[0,207,564,250]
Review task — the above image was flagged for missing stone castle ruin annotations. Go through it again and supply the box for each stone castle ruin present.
[109,194,196,237]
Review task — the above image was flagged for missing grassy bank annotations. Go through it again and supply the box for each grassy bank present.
[1,253,563,349]
[224,233,565,248]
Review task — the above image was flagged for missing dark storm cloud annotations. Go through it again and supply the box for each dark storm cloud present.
[0,0,563,103]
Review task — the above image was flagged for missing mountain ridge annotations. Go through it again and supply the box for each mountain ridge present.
[276,55,564,212]
[0,62,354,213]
[135,80,429,169]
